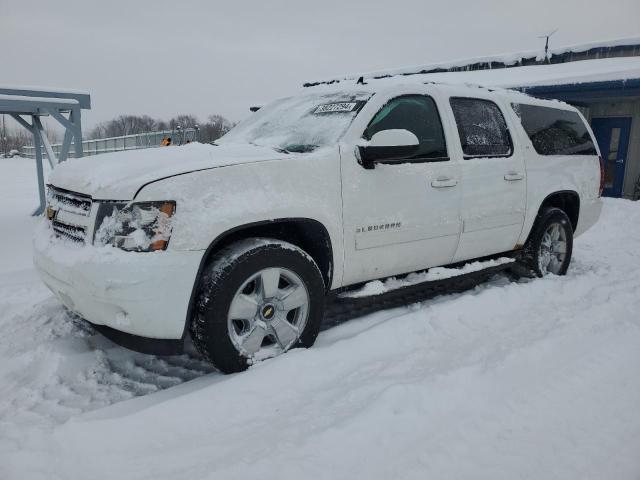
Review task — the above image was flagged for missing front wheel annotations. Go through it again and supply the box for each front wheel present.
[520,208,574,277]
[190,238,325,374]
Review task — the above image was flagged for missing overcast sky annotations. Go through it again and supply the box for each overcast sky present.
[1,0,639,130]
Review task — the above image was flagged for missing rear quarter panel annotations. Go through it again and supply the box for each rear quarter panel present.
[506,102,602,244]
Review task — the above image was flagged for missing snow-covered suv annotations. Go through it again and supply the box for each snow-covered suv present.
[34,82,603,373]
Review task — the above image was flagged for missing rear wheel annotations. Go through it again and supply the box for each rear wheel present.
[190,238,325,373]
[520,208,574,277]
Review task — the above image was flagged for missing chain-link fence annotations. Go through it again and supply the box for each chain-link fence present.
[21,127,199,159]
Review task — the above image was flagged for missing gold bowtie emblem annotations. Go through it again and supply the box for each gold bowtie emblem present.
[262,306,274,318]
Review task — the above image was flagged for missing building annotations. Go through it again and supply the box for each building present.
[306,37,640,199]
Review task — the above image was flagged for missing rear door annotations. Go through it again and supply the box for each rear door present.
[591,117,632,198]
[447,96,527,262]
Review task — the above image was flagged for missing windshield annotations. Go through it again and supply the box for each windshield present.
[218,91,372,153]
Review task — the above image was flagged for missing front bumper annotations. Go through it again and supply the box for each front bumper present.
[33,224,204,340]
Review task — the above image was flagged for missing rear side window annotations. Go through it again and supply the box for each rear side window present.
[512,103,597,156]
[450,97,512,158]
[364,95,448,161]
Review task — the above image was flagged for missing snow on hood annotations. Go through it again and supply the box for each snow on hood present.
[48,142,283,199]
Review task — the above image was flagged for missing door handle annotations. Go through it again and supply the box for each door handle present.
[616,158,625,164]
[504,172,524,181]
[431,176,458,188]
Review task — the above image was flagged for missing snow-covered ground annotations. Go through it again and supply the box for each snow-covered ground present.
[2,156,640,480]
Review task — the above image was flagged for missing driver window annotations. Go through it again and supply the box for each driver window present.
[364,95,448,161]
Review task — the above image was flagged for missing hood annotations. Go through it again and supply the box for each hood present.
[48,142,283,199]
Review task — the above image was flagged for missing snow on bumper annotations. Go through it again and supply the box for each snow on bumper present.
[575,197,603,237]
[33,224,203,340]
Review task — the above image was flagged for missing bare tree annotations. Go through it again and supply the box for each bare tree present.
[86,112,234,144]
[169,114,199,130]
[5,111,234,156]
[200,114,234,143]
[88,115,163,139]
[0,123,31,155]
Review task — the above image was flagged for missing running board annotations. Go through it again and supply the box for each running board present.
[323,256,516,328]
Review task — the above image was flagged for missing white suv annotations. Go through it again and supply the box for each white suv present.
[34,82,603,373]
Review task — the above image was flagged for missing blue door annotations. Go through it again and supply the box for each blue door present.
[591,117,632,197]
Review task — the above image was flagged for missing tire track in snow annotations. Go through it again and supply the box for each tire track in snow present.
[0,299,218,426]
[0,271,512,427]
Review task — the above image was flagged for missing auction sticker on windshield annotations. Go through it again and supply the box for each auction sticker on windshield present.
[313,102,358,114]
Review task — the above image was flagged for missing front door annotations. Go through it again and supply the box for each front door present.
[591,117,632,198]
[340,94,462,285]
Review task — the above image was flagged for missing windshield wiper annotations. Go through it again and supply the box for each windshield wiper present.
[246,141,289,154]
[281,144,318,153]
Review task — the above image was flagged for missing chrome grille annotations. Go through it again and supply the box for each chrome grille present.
[48,187,93,244]
[50,189,92,214]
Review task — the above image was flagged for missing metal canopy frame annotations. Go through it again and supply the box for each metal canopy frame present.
[0,86,91,215]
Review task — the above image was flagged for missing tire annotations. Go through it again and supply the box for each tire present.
[190,238,325,374]
[520,207,574,277]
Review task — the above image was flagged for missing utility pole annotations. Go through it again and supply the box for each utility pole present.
[538,29,558,63]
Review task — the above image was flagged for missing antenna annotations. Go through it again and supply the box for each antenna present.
[538,28,558,62]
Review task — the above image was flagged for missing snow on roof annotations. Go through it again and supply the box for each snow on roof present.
[0,93,81,114]
[304,57,640,94]
[306,36,640,88]
[0,94,79,105]
[403,57,640,89]
[549,35,640,56]
[0,84,89,95]
[0,86,91,110]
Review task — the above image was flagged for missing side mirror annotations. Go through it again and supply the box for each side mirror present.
[358,129,419,169]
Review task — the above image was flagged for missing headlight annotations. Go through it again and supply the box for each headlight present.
[94,201,176,251]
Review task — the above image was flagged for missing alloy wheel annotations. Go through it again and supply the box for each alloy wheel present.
[227,267,310,358]
[538,222,568,275]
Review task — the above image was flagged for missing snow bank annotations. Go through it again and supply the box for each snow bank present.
[2,158,640,480]
[0,156,49,274]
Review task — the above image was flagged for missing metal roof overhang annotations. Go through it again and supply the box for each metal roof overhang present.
[0,86,90,109]
[0,94,79,116]
[518,78,640,102]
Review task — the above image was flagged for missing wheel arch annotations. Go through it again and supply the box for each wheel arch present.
[520,190,580,248]
[182,217,334,338]
[537,190,580,232]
